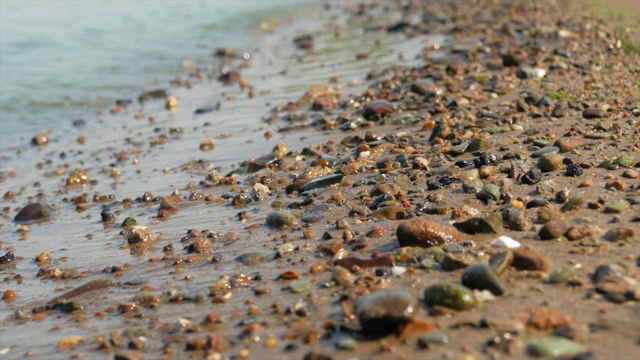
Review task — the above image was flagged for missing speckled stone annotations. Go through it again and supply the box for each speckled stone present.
[355,289,418,335]
[423,283,478,311]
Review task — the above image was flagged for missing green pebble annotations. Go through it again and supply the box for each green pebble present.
[527,336,580,357]
[423,283,478,311]
[598,159,614,169]
[393,113,413,125]
[289,280,312,293]
[121,217,137,228]
[615,155,636,167]
[477,183,501,201]
[335,337,357,350]
[584,132,610,139]
[561,195,585,212]
[418,332,449,346]
[533,139,550,147]
[604,199,631,214]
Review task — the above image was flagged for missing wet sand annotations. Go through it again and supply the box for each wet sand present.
[1,1,639,359]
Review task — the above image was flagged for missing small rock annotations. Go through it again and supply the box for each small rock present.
[531,146,559,158]
[335,338,357,350]
[582,108,607,119]
[538,153,563,172]
[57,336,85,350]
[467,138,492,152]
[362,100,393,121]
[489,251,514,276]
[418,333,449,348]
[355,289,418,335]
[236,252,268,266]
[527,308,572,330]
[555,137,588,153]
[126,226,158,244]
[31,133,49,146]
[476,183,501,202]
[602,227,634,242]
[66,169,90,186]
[299,173,344,193]
[521,167,542,185]
[396,218,462,248]
[561,195,585,212]
[527,336,580,357]
[289,280,312,293]
[199,139,215,151]
[604,199,630,213]
[461,263,505,295]
[538,220,568,240]
[368,206,406,220]
[14,202,51,222]
[266,211,300,229]
[491,236,521,249]
[512,249,551,272]
[423,283,478,311]
[453,212,502,234]
[0,251,15,265]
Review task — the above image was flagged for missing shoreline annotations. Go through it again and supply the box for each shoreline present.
[1,0,640,359]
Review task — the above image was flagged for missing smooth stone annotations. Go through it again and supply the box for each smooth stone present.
[121,217,137,227]
[235,252,268,266]
[555,137,589,153]
[355,289,418,335]
[453,212,502,234]
[561,195,585,212]
[31,133,49,146]
[14,202,51,222]
[301,204,331,223]
[603,227,635,242]
[604,200,630,213]
[512,249,551,272]
[502,208,530,231]
[138,89,168,102]
[461,263,505,295]
[126,226,158,244]
[289,280,312,293]
[466,138,492,152]
[538,153,563,172]
[396,218,461,248]
[448,142,469,156]
[538,220,568,240]
[335,338,357,350]
[476,183,501,202]
[547,267,576,284]
[531,146,559,158]
[582,108,607,119]
[491,236,521,249]
[516,66,546,79]
[527,336,580,357]
[194,105,215,114]
[439,253,474,271]
[0,251,16,265]
[489,251,513,276]
[593,264,626,284]
[615,155,635,167]
[266,211,300,229]
[362,100,393,121]
[299,174,344,193]
[418,333,449,346]
[423,283,478,311]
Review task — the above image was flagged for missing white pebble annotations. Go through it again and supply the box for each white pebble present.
[491,236,521,249]
[391,265,406,276]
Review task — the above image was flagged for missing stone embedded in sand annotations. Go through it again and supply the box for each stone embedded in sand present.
[368,206,406,220]
[266,211,300,229]
[527,336,580,357]
[462,263,505,295]
[66,169,90,186]
[453,212,502,234]
[126,226,158,244]
[491,236,521,249]
[57,335,85,350]
[604,200,631,214]
[31,133,49,146]
[466,138,492,152]
[138,89,168,103]
[555,137,588,153]
[538,220,568,240]
[334,256,393,270]
[582,108,607,119]
[538,153,563,172]
[165,96,179,110]
[370,183,406,201]
[362,100,393,121]
[512,249,551,272]
[355,289,418,335]
[603,227,635,242]
[199,139,215,151]
[396,218,461,248]
[0,251,16,265]
[301,204,331,223]
[299,173,344,193]
[423,283,478,311]
[489,250,514,276]
[14,202,51,222]
[159,196,184,211]
[527,308,573,330]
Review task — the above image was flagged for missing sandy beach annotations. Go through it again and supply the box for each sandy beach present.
[1,0,639,359]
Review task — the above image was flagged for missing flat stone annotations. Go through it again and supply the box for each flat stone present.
[527,336,580,357]
[14,202,51,222]
[538,220,568,240]
[555,137,589,153]
[466,138,492,152]
[396,218,462,247]
[453,212,502,234]
[355,289,418,335]
[491,236,521,249]
[531,146,559,158]
[461,263,505,295]
[301,204,331,223]
[299,173,344,193]
[512,249,551,272]
[538,153,563,172]
[604,200,630,213]
[582,108,607,119]
[603,227,635,242]
[126,226,158,244]
[266,211,300,229]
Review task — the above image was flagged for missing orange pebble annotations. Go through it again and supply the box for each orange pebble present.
[2,289,16,300]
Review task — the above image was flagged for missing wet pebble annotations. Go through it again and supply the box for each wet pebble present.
[521,167,542,185]
[299,173,344,193]
[531,146,559,158]
[236,252,268,266]
[418,333,449,348]
[266,211,300,229]
[126,226,158,244]
[461,263,505,296]
[362,100,393,121]
[301,204,331,223]
[355,289,418,335]
[476,183,501,202]
[66,169,90,186]
[199,139,215,151]
[582,108,607,119]
[491,236,521,249]
[603,199,630,213]
[14,202,51,222]
[527,336,580,357]
[289,280,312,293]
[512,249,551,272]
[561,195,585,212]
[396,217,461,247]
[602,227,634,242]
[453,212,502,234]
[489,251,514,276]
[423,283,478,311]
[31,133,49,146]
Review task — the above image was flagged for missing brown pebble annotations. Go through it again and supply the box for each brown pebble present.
[3,289,16,300]
[31,133,49,146]
[512,249,551,272]
[362,100,393,120]
[622,169,639,179]
[527,308,572,330]
[397,217,461,248]
[199,139,215,151]
[603,227,635,242]
[538,220,568,240]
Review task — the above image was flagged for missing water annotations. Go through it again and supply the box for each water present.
[0,0,312,149]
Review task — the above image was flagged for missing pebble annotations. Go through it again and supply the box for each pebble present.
[461,263,505,295]
[555,137,588,153]
[614,155,635,167]
[561,195,585,212]
[527,336,580,357]
[538,153,563,172]
[396,217,461,247]
[334,256,393,269]
[194,105,215,114]
[565,163,584,177]
[602,227,635,242]
[453,212,502,234]
[199,139,215,151]
[66,169,90,186]
[491,236,521,249]
[362,100,393,121]
[512,249,551,272]
[126,226,158,244]
[57,335,85,350]
[31,133,49,146]
[332,266,354,287]
[368,206,406,220]
[299,173,344,193]
[14,202,51,222]
[582,108,607,119]
[235,252,268,266]
[335,337,357,350]
[565,224,603,241]
[417,333,449,347]
[531,146,559,158]
[623,169,639,179]
[355,289,418,335]
[466,138,492,152]
[266,211,300,229]
[301,204,331,223]
[538,220,568,240]
[603,199,630,213]
[423,283,478,311]
[476,183,501,202]
[521,167,542,185]
[289,280,312,293]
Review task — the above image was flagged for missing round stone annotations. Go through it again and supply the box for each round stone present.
[423,283,478,311]
[355,289,418,335]
[461,263,505,296]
